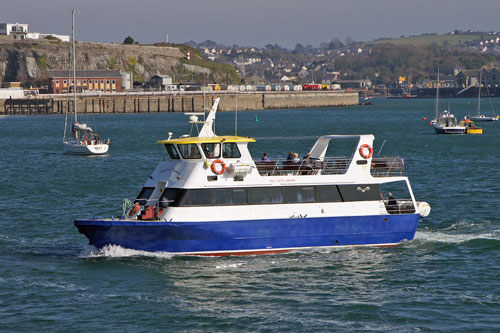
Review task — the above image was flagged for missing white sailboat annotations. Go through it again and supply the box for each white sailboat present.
[432,69,465,134]
[63,10,109,155]
[470,70,499,122]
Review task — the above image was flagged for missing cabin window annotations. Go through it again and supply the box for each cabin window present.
[201,143,221,158]
[248,187,283,204]
[214,188,247,205]
[159,188,181,208]
[223,143,241,158]
[285,186,315,203]
[177,144,202,159]
[338,184,381,202]
[135,187,155,206]
[316,185,342,202]
[180,189,212,206]
[164,144,180,159]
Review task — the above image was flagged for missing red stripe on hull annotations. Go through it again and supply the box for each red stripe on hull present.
[186,249,293,257]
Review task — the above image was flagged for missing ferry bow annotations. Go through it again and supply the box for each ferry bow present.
[75,98,430,256]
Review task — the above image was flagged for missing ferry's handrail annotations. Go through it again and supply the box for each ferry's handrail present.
[254,156,351,176]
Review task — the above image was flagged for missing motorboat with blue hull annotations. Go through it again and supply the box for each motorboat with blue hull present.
[75,98,431,256]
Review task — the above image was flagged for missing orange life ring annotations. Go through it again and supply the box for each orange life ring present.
[359,144,373,159]
[128,202,140,217]
[211,159,226,175]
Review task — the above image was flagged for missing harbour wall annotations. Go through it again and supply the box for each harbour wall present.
[0,91,358,115]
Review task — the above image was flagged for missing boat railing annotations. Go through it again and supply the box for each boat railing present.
[370,157,405,177]
[255,156,405,177]
[254,157,351,176]
[383,198,416,214]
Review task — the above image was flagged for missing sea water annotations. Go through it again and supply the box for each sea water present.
[0,97,499,331]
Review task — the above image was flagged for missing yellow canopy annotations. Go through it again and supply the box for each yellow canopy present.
[157,135,256,145]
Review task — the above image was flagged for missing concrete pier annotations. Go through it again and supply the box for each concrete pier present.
[0,91,359,115]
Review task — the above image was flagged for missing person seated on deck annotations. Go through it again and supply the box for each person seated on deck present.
[292,153,300,164]
[286,152,294,161]
[261,153,271,162]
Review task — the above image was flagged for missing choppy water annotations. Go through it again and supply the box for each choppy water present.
[1,97,499,331]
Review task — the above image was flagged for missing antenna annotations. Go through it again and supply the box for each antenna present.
[377,140,387,156]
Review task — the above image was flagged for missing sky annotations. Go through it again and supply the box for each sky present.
[3,0,500,48]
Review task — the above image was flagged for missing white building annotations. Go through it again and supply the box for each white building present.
[0,22,29,39]
[0,22,70,41]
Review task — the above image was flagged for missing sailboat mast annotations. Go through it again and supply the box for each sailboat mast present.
[477,70,482,116]
[71,9,77,123]
[435,68,440,120]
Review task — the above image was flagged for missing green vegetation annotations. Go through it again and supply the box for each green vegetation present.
[123,36,134,45]
[363,33,488,47]
[335,44,499,84]
[39,57,48,70]
[108,56,116,69]
[126,56,138,71]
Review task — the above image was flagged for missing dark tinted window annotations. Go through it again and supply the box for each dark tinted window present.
[285,186,315,203]
[201,143,221,158]
[136,187,155,205]
[249,187,283,204]
[177,144,202,159]
[181,189,212,206]
[223,143,241,158]
[316,185,342,202]
[159,188,181,207]
[164,144,180,159]
[215,188,247,205]
[338,184,381,201]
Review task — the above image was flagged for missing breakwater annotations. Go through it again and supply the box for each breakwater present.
[0,91,358,115]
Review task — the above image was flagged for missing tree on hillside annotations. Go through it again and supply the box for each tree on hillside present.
[123,36,134,45]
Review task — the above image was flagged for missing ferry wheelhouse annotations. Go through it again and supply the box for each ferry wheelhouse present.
[75,98,431,256]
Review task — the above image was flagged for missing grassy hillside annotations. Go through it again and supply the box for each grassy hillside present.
[363,33,487,47]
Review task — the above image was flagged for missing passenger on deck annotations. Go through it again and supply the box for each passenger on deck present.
[387,192,398,214]
[292,153,300,164]
[286,152,294,161]
[261,153,271,162]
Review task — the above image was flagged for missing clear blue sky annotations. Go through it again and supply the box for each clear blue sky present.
[3,0,500,48]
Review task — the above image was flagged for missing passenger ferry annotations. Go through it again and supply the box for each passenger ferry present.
[75,98,431,256]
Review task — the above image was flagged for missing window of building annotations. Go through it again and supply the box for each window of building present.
[83,80,87,84]
[100,80,104,84]
[89,80,92,84]
[106,80,109,84]
[201,143,221,158]
[63,80,67,84]
[222,143,241,158]
[55,80,59,85]
[112,80,116,84]
[177,144,202,159]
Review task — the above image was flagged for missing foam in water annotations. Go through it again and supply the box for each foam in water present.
[78,245,176,259]
[414,229,499,244]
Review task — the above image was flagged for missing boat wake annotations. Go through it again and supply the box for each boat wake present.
[414,227,500,244]
[78,245,176,259]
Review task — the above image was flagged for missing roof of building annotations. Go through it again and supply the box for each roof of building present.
[48,70,123,79]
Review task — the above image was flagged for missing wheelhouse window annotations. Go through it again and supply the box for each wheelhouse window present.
[177,144,202,159]
[223,143,241,158]
[135,187,155,205]
[214,188,247,205]
[164,144,180,159]
[201,143,221,158]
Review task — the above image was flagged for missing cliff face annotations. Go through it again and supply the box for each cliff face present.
[0,37,238,86]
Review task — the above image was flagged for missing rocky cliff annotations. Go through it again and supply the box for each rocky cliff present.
[0,37,239,86]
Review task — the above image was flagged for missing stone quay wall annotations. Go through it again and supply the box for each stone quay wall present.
[1,91,359,115]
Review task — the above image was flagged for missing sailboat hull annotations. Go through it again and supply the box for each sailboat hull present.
[64,142,109,155]
[470,116,499,122]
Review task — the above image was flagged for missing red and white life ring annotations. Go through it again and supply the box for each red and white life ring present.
[359,144,373,159]
[211,159,226,175]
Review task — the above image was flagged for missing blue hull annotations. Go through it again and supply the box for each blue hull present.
[74,214,420,255]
